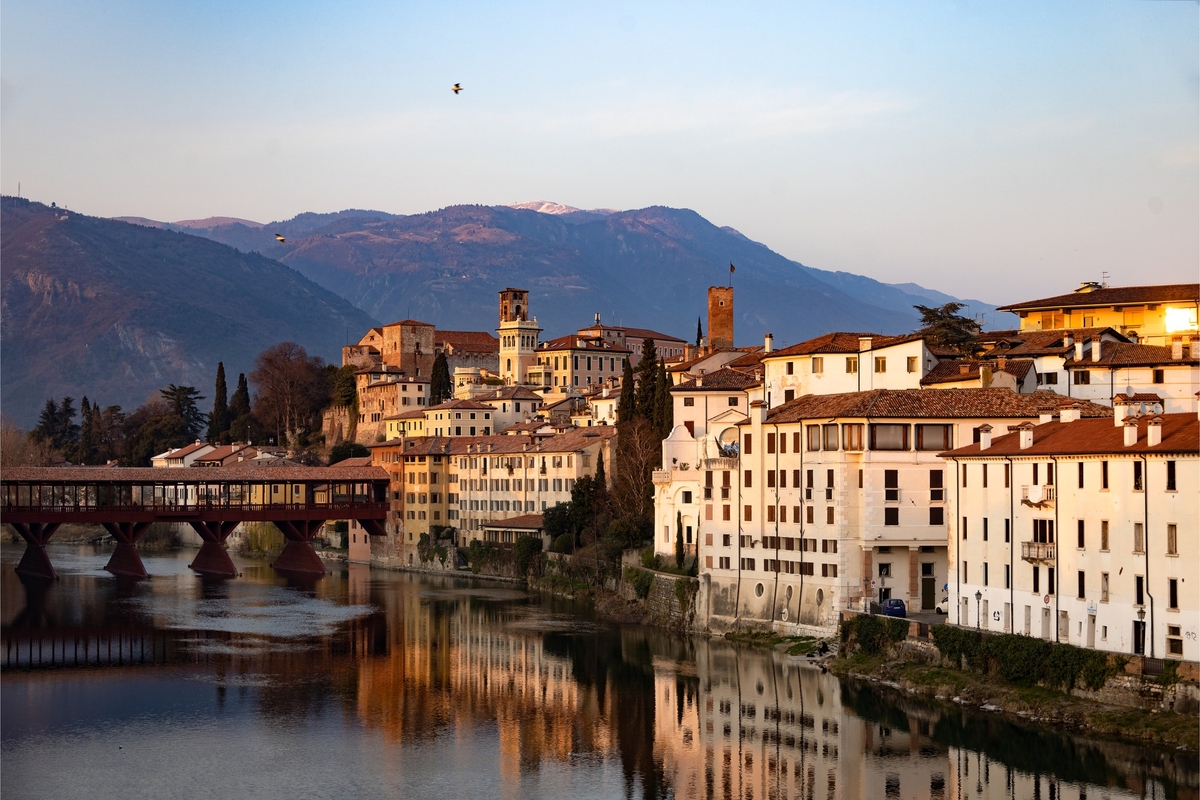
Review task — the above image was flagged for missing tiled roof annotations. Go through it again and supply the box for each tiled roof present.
[1113,393,1164,403]
[435,330,500,352]
[997,328,1125,357]
[941,413,1198,457]
[920,359,1035,386]
[1,465,390,482]
[997,283,1200,312]
[725,350,766,369]
[383,319,435,327]
[766,332,888,359]
[425,398,494,411]
[330,456,373,467]
[384,408,427,420]
[672,368,762,392]
[474,386,544,402]
[1064,342,1199,368]
[540,426,616,452]
[764,389,1113,424]
[539,335,631,353]
[619,327,687,343]
[482,513,545,530]
[192,444,260,464]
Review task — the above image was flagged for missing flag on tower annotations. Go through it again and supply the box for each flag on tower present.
[729,262,736,273]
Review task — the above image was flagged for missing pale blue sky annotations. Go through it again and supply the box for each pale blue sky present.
[3,1,1196,303]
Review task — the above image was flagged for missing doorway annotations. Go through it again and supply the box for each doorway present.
[921,563,935,610]
[1087,614,1096,648]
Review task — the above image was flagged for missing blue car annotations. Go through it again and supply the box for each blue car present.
[881,599,907,618]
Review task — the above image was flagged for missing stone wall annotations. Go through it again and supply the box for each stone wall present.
[620,569,700,631]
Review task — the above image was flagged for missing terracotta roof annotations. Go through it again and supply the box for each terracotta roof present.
[725,350,766,369]
[666,354,709,372]
[474,386,544,402]
[192,444,260,465]
[941,413,1198,457]
[1113,393,1164,403]
[539,335,631,353]
[435,330,500,352]
[764,389,1113,424]
[1064,342,1199,368]
[540,426,616,452]
[997,328,1126,357]
[383,319,435,327]
[330,456,373,467]
[620,327,687,343]
[159,441,212,459]
[1,465,389,482]
[920,359,1035,386]
[766,332,879,358]
[997,283,1200,312]
[482,513,545,530]
[384,408,427,420]
[425,398,494,411]
[672,368,762,392]
[498,420,562,435]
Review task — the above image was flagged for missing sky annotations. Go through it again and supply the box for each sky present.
[2,1,1196,304]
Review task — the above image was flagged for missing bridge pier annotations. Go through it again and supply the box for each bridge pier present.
[271,520,329,575]
[187,521,240,578]
[101,522,151,579]
[12,522,61,581]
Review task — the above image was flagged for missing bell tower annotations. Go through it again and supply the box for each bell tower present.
[497,288,541,385]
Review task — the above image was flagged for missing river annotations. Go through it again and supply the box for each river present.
[1,543,1195,800]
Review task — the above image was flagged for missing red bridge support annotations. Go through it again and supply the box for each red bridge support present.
[101,522,151,578]
[187,521,240,578]
[12,522,61,580]
[270,520,328,575]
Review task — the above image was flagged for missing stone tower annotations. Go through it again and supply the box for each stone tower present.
[497,288,541,385]
[708,286,734,351]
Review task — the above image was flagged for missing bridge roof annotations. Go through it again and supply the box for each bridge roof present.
[0,466,390,483]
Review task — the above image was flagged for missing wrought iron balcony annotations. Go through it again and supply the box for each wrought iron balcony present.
[1021,541,1055,563]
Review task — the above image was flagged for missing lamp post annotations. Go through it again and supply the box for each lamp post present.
[1136,607,1146,655]
[975,590,982,630]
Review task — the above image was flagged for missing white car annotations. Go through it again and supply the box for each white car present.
[934,596,950,615]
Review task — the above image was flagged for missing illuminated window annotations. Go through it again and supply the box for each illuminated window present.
[1164,306,1198,333]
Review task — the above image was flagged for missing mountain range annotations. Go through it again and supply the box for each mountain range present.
[119,200,996,344]
[2,196,995,427]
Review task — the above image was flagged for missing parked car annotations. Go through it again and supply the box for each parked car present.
[934,596,950,615]
[881,598,907,618]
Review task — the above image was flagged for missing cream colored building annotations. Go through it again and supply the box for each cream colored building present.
[942,410,1198,662]
[529,333,630,394]
[996,281,1199,346]
[497,288,542,385]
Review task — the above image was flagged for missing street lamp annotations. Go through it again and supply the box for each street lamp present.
[1136,607,1146,655]
[975,590,982,629]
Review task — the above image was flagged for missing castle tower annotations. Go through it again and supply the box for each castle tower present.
[708,286,734,351]
[497,288,541,385]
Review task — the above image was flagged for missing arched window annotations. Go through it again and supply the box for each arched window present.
[507,358,512,371]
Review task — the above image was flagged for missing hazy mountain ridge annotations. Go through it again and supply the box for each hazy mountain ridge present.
[161,202,996,342]
[2,197,378,426]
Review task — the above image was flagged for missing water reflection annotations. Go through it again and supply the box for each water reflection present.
[1,544,1195,800]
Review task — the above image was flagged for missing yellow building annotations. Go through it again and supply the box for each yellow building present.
[997,282,1199,346]
[529,334,630,395]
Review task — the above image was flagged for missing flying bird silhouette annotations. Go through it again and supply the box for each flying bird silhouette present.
[452,83,463,94]
[275,234,286,243]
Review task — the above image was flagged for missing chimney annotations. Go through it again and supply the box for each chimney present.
[858,336,873,353]
[1019,423,1035,450]
[683,343,692,361]
[1092,338,1102,362]
[978,424,993,450]
[1059,403,1081,423]
[1038,408,1054,425]
[1124,419,1139,447]
[980,365,993,388]
[764,333,774,354]
[1074,340,1084,362]
[959,363,970,376]
[1190,340,1200,360]
[1063,332,1074,348]
[750,399,767,423]
[997,355,1007,370]
[1146,417,1162,447]
[594,312,601,325]
[1113,397,1130,426]
[696,376,703,388]
[1172,339,1184,360]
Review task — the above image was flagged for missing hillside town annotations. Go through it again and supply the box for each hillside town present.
[121,280,1199,669]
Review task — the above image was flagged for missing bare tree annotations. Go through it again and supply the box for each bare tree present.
[611,417,660,521]
[250,342,328,446]
[1,415,56,468]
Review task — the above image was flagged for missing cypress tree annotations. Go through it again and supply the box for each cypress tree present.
[207,362,229,442]
[675,511,684,568]
[654,360,672,441]
[634,338,659,421]
[595,448,606,490]
[617,358,636,422]
[696,317,703,347]
[228,373,252,442]
[430,352,452,405]
[75,397,97,464]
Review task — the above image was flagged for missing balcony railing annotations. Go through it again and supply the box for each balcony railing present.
[702,457,739,471]
[1021,541,1055,562]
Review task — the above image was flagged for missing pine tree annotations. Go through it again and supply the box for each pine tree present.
[634,338,659,422]
[75,397,99,464]
[206,362,229,442]
[696,317,703,347]
[617,358,636,422]
[430,352,452,405]
[228,373,253,442]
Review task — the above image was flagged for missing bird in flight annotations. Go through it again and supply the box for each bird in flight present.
[275,234,286,243]
[452,83,463,94]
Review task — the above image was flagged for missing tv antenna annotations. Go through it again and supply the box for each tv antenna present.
[1101,271,1110,288]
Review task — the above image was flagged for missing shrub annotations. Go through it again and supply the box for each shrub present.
[466,540,496,573]
[640,548,662,570]
[550,533,574,554]
[625,567,655,600]
[931,625,982,667]
[844,614,907,655]
[980,633,1051,684]
[513,535,543,576]
[675,577,698,608]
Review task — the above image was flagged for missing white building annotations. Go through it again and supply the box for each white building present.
[941,410,1198,663]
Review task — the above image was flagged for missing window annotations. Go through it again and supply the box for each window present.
[1100,520,1109,551]
[1169,579,1179,610]
[984,563,989,586]
[744,433,752,454]
[1043,372,1058,385]
[683,397,695,407]
[682,491,693,504]
[826,507,834,525]
[870,424,909,450]
[744,505,752,521]
[807,425,821,451]
[874,357,887,373]
[1048,567,1055,595]
[722,505,730,521]
[1005,519,1010,542]
[846,356,858,373]
[878,563,892,578]
[929,507,944,526]
[1004,463,1010,488]
[1077,520,1085,549]
[962,517,968,540]
[812,357,824,374]
[744,471,752,488]
[784,389,795,402]
[1073,371,1090,385]
[728,396,739,406]
[766,471,775,488]
[767,506,775,522]
[1167,524,1177,555]
[806,506,814,524]
[907,356,918,373]
[982,464,988,488]
[1040,312,1064,329]
[786,361,794,375]
[929,469,944,501]
[916,425,951,451]
[1135,575,1144,606]
[1167,461,1176,491]
[1133,523,1144,554]
[1033,566,1040,594]
[1153,368,1165,384]
[884,508,899,526]
[823,424,839,451]
[1078,462,1084,488]
[1005,564,1011,589]
[1032,463,1039,485]
[1101,572,1109,602]
[1123,308,1144,327]
[821,564,838,578]
[1168,625,1184,656]
[766,434,775,454]
[983,519,989,541]
[843,424,864,451]
[1133,461,1143,491]
[1077,571,1085,599]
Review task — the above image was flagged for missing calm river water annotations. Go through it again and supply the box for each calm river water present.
[1,543,1195,800]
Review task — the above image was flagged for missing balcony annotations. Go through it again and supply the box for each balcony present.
[702,457,739,471]
[1021,541,1055,563]
[652,470,672,485]
[1021,485,1056,508]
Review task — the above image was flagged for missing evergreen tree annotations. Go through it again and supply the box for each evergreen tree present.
[206,362,229,442]
[675,511,684,568]
[32,397,80,452]
[75,397,99,464]
[617,358,636,422]
[33,399,60,444]
[654,360,672,441]
[595,448,606,491]
[430,352,452,405]
[332,364,358,409]
[160,385,207,440]
[634,338,659,421]
[913,302,982,355]
[696,317,703,347]
[227,373,254,442]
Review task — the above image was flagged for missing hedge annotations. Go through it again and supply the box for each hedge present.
[930,624,1118,691]
[843,614,909,655]
[624,567,655,600]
